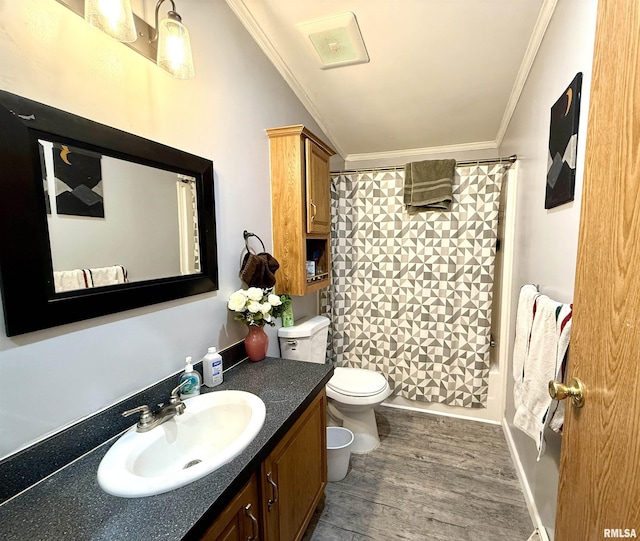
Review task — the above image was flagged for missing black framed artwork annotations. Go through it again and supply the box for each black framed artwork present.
[545,72,582,209]
[52,143,105,218]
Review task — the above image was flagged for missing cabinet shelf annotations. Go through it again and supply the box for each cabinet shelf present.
[307,273,329,284]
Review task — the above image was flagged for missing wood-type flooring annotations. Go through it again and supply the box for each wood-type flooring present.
[303,406,534,541]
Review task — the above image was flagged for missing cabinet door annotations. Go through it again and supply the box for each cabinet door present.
[261,390,327,541]
[200,474,261,541]
[305,139,331,235]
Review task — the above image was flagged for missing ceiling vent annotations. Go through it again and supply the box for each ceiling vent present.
[296,12,369,70]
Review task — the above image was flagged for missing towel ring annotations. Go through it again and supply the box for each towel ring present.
[243,230,266,253]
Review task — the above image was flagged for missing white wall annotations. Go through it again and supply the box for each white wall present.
[0,0,322,460]
[46,152,182,282]
[498,0,598,538]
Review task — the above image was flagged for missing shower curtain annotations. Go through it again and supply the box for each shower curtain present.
[322,164,507,408]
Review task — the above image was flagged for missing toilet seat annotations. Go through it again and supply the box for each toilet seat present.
[327,367,388,397]
[326,367,391,406]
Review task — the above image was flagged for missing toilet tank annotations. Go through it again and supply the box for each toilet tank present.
[277,316,330,364]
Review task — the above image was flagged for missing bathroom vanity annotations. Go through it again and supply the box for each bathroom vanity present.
[0,358,333,541]
[201,390,326,540]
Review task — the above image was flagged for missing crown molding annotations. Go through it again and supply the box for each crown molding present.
[227,0,557,160]
[225,0,347,158]
[345,140,498,164]
[495,0,559,147]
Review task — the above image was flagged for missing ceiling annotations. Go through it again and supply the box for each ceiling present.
[226,0,553,160]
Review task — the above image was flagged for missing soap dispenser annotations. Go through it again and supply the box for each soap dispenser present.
[179,356,201,398]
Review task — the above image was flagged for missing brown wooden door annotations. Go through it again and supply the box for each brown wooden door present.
[555,1,640,538]
[199,474,260,541]
[261,390,327,541]
[305,138,331,235]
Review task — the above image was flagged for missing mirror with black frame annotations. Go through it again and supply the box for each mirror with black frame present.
[0,90,218,336]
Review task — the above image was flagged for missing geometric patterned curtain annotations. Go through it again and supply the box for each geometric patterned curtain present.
[321,164,507,408]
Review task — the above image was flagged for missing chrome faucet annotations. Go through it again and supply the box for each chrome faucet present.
[122,380,189,432]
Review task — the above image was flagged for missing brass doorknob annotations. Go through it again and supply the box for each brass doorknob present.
[548,377,585,408]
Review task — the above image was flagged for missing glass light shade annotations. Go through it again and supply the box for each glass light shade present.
[157,17,195,79]
[85,0,137,43]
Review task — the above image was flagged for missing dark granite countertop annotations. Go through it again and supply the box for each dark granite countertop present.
[0,357,333,541]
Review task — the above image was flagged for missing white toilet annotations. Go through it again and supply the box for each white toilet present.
[278,316,391,453]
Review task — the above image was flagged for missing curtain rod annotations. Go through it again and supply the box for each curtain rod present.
[332,155,517,175]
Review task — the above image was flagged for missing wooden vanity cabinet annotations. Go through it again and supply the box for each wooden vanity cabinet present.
[197,389,327,541]
[260,389,327,541]
[267,126,336,296]
[200,474,260,541]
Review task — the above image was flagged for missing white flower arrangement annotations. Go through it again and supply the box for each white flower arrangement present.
[227,287,291,327]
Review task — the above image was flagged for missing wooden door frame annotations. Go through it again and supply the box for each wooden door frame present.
[555,1,640,538]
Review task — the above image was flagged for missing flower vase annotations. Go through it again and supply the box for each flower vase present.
[245,325,268,362]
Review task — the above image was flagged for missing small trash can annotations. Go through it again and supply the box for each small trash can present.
[326,426,354,482]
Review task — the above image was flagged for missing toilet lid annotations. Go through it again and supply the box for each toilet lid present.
[327,367,388,397]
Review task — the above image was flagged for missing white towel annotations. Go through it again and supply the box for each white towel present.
[513,295,572,459]
[512,285,540,411]
[548,310,572,433]
[53,269,89,292]
[88,265,127,287]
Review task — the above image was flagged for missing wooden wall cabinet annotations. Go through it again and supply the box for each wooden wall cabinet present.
[198,390,327,541]
[267,126,336,295]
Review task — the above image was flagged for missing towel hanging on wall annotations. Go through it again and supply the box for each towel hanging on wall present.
[53,264,128,293]
[512,284,541,410]
[88,265,128,287]
[403,159,456,213]
[512,288,572,460]
[239,231,280,288]
[53,269,90,292]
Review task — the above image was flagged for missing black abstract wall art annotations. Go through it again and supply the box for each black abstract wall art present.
[545,72,582,209]
[53,143,104,218]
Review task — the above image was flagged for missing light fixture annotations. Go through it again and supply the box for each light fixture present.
[84,0,137,43]
[55,0,195,79]
[152,0,195,79]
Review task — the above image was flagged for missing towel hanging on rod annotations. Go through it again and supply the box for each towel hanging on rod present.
[403,159,455,213]
[512,285,572,459]
[239,231,280,288]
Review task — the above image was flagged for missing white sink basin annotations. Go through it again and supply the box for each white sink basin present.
[97,390,266,498]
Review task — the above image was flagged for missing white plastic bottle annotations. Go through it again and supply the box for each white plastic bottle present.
[179,356,201,398]
[202,347,223,388]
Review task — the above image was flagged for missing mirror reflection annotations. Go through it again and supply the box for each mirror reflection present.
[38,140,201,293]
